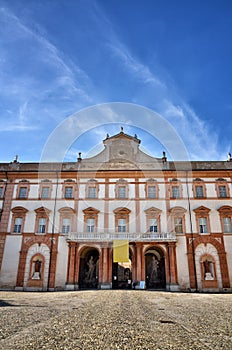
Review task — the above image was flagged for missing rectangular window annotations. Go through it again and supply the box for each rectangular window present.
[19,187,27,198]
[196,186,204,198]
[62,218,70,234]
[118,186,126,198]
[88,187,96,198]
[65,187,73,198]
[223,217,232,233]
[172,186,180,198]
[149,218,158,232]
[14,217,22,233]
[199,217,208,234]
[41,187,50,198]
[38,218,46,233]
[118,218,126,232]
[87,218,95,232]
[174,217,183,233]
[219,186,227,198]
[148,186,156,198]
[0,187,3,198]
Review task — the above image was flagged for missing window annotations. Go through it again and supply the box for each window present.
[115,179,128,199]
[14,217,22,233]
[38,218,46,233]
[41,187,50,199]
[63,179,75,199]
[219,186,227,198]
[34,207,50,235]
[17,180,30,199]
[145,207,162,234]
[11,206,28,233]
[193,179,206,199]
[169,206,186,234]
[19,187,27,198]
[118,218,126,232]
[65,187,73,198]
[145,179,159,199]
[87,218,95,232]
[88,187,97,198]
[195,186,204,198]
[174,217,183,233]
[86,179,98,199]
[223,217,232,233]
[193,206,211,235]
[0,187,3,198]
[149,218,158,232]
[114,207,131,233]
[199,218,208,234]
[172,186,180,198]
[217,206,232,234]
[83,207,99,233]
[216,179,229,198]
[148,186,157,198]
[118,186,126,198]
[59,207,75,235]
[62,218,70,234]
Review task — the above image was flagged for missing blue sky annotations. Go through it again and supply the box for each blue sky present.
[0,0,232,162]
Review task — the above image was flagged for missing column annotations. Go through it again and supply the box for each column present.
[136,243,142,281]
[168,242,179,291]
[66,242,76,289]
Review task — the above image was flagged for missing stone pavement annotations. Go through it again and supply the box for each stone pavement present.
[0,290,232,349]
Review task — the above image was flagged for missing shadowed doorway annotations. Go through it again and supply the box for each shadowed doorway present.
[79,248,99,289]
[145,247,166,289]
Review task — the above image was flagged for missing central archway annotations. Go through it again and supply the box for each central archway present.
[145,247,166,289]
[112,250,133,289]
[78,247,99,289]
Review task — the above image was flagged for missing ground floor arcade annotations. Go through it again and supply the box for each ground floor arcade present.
[65,241,178,291]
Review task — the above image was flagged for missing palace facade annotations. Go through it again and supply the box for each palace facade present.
[0,130,232,292]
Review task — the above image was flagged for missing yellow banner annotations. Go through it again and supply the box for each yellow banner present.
[113,240,129,263]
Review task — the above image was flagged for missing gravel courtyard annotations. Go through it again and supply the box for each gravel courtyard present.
[0,290,231,350]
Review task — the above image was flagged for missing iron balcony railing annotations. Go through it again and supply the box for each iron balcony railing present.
[66,231,176,242]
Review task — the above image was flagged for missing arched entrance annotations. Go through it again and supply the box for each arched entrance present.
[145,247,166,289]
[112,251,133,289]
[79,247,99,289]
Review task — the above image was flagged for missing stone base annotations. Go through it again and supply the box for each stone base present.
[27,279,43,288]
[202,279,218,289]
[65,283,79,290]
[100,283,111,289]
[167,283,180,292]
[15,286,24,291]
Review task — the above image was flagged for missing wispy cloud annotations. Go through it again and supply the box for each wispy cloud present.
[0,6,93,131]
[108,42,166,88]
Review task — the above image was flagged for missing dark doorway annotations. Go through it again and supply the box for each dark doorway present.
[79,248,99,289]
[145,247,166,289]
[112,258,132,289]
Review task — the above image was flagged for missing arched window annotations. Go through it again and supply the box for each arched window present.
[193,206,211,234]
[217,206,232,233]
[11,206,28,233]
[34,207,51,234]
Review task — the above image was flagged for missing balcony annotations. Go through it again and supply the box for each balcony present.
[66,231,176,242]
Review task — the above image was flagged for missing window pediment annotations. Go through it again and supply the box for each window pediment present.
[218,205,232,215]
[169,206,187,215]
[145,207,162,215]
[34,206,51,215]
[113,207,131,215]
[83,207,100,215]
[11,206,28,214]
[58,207,76,214]
[193,206,210,214]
